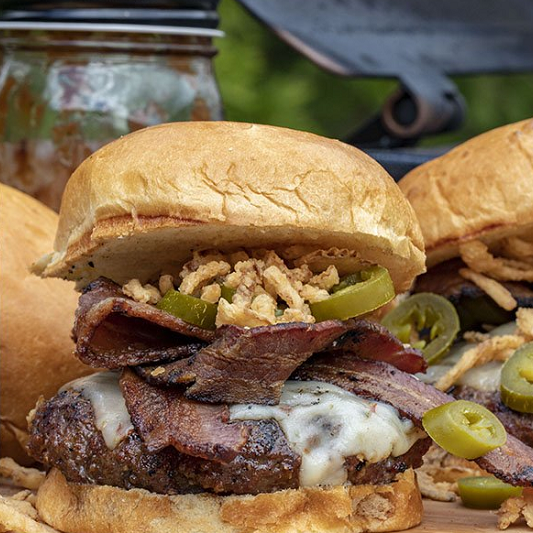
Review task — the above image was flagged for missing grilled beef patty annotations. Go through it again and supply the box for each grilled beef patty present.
[414,259,533,330]
[414,259,533,306]
[27,389,429,495]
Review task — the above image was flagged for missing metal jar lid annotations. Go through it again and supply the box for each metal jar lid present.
[0,0,220,30]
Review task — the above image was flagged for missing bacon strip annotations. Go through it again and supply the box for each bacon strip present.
[293,358,533,487]
[74,278,213,368]
[327,319,426,373]
[135,321,347,404]
[120,369,249,463]
[75,279,426,377]
[135,319,426,405]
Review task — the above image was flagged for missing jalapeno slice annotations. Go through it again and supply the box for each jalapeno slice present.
[422,400,507,460]
[330,273,365,293]
[458,476,522,509]
[220,285,236,303]
[157,290,217,330]
[381,293,460,365]
[310,266,395,322]
[501,343,533,413]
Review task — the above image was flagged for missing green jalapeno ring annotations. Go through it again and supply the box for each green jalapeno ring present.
[501,342,533,413]
[157,289,217,330]
[382,292,460,365]
[331,272,364,293]
[310,266,395,322]
[458,476,522,509]
[220,285,237,303]
[422,400,507,460]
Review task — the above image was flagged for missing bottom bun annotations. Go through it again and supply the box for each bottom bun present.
[36,468,422,533]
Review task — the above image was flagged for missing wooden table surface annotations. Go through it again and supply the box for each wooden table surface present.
[416,499,530,532]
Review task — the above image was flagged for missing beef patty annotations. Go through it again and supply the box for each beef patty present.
[27,388,429,495]
[414,258,533,330]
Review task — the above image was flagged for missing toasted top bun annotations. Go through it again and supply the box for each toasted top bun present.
[33,122,425,293]
[399,119,533,267]
[36,468,422,533]
[0,185,93,465]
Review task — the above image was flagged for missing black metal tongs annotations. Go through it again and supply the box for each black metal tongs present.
[237,0,533,178]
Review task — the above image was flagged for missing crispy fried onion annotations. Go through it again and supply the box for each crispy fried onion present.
[434,335,525,392]
[282,245,372,275]
[517,308,533,340]
[0,493,59,533]
[459,238,533,310]
[501,237,533,264]
[460,240,533,282]
[122,279,162,305]
[0,459,55,533]
[177,250,345,327]
[0,459,44,491]
[121,248,374,328]
[434,308,533,391]
[498,488,533,530]
[180,261,232,296]
[459,268,517,311]
[416,445,486,502]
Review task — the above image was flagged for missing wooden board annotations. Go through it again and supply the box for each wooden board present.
[414,499,530,532]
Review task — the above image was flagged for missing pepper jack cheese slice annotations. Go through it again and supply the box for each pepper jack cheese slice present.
[231,380,425,486]
[63,372,134,450]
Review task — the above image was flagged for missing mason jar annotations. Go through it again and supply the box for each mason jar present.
[0,16,223,210]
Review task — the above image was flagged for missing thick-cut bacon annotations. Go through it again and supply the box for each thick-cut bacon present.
[74,278,212,368]
[75,279,426,377]
[293,358,533,487]
[120,369,249,463]
[327,319,426,374]
[135,321,347,404]
[135,318,426,405]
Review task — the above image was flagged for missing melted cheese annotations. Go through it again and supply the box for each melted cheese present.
[417,321,515,391]
[63,372,133,450]
[230,380,424,487]
[457,361,503,391]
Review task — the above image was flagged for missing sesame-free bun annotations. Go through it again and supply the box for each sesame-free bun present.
[34,122,425,293]
[399,119,533,267]
[0,185,93,464]
[36,468,422,533]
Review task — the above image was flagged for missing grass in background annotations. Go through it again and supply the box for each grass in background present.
[215,0,533,146]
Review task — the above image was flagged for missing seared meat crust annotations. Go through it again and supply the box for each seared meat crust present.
[414,259,533,330]
[27,388,428,495]
[414,259,533,306]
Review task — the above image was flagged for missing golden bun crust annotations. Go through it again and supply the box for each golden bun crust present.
[37,468,422,533]
[0,185,93,465]
[34,122,425,293]
[399,119,533,267]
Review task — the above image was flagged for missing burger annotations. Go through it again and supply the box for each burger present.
[0,184,93,465]
[25,122,533,533]
[398,118,533,447]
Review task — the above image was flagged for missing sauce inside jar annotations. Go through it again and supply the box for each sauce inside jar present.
[0,27,223,210]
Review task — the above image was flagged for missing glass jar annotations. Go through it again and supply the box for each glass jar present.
[0,26,223,210]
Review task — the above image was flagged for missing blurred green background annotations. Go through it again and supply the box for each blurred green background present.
[214,0,533,146]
